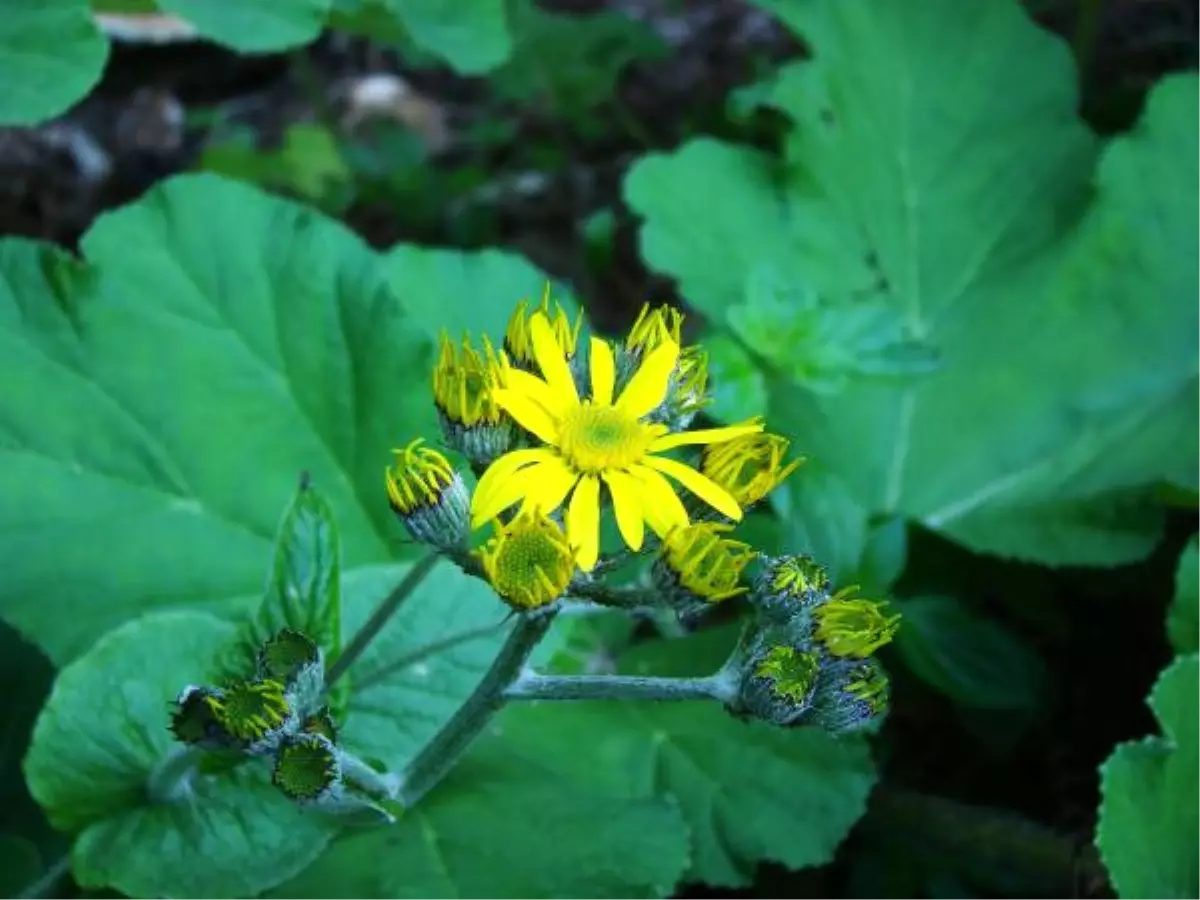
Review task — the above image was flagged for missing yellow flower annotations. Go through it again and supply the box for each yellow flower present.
[626,304,683,355]
[813,592,901,658]
[477,510,576,610]
[701,432,804,508]
[659,522,756,602]
[505,283,582,369]
[432,333,508,428]
[470,313,762,570]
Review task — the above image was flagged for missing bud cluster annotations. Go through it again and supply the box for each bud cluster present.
[170,628,399,818]
[725,555,901,736]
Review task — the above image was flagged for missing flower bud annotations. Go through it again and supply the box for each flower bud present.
[432,334,515,467]
[505,285,582,373]
[385,439,470,549]
[170,685,231,750]
[751,555,831,622]
[701,432,803,509]
[735,641,821,726]
[272,732,342,804]
[654,523,756,622]
[812,591,901,658]
[258,628,325,717]
[202,677,296,755]
[807,656,890,736]
[476,509,576,611]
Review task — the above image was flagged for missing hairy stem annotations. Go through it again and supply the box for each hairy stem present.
[327,551,439,686]
[397,611,555,805]
[506,671,737,704]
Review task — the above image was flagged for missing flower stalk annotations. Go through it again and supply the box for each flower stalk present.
[396,611,557,806]
[505,671,739,704]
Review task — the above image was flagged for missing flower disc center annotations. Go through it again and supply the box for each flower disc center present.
[558,403,650,474]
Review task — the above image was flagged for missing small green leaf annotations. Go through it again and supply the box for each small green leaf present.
[157,0,330,51]
[892,595,1048,710]
[0,0,109,126]
[23,611,336,898]
[222,480,343,679]
[1168,537,1198,655]
[1096,654,1199,899]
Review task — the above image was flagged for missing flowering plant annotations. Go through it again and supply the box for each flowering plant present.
[166,289,899,817]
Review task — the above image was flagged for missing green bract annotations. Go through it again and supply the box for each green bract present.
[626,0,1199,572]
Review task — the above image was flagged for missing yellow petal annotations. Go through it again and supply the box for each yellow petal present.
[567,474,601,571]
[589,337,615,405]
[616,339,679,418]
[630,464,689,537]
[493,388,559,445]
[530,313,580,408]
[470,448,555,526]
[602,469,644,551]
[518,456,579,517]
[648,418,764,452]
[471,466,536,525]
[642,454,743,521]
[503,367,569,420]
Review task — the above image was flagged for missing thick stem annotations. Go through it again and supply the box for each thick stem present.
[506,671,736,704]
[396,612,555,805]
[145,744,206,804]
[327,552,439,686]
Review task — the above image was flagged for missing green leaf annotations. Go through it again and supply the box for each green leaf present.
[705,331,768,426]
[156,0,329,51]
[729,264,939,395]
[0,174,561,664]
[858,515,908,594]
[1096,654,1199,899]
[384,246,571,344]
[892,595,1048,710]
[272,743,690,898]
[223,480,343,680]
[627,0,1199,567]
[333,0,511,73]
[779,457,869,587]
[503,632,878,887]
[0,0,109,126]
[1168,537,1198,655]
[23,611,337,898]
[335,560,513,771]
